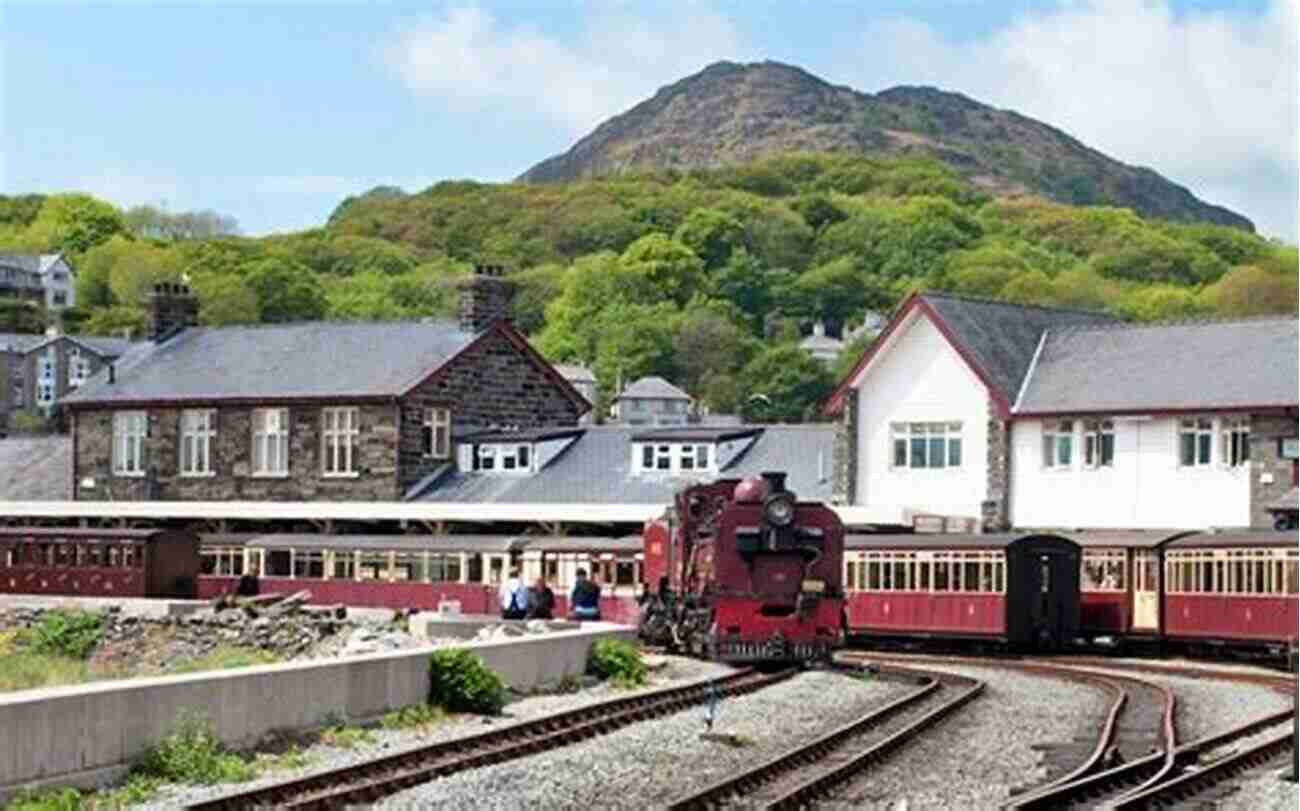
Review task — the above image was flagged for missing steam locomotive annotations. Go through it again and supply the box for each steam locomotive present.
[638,472,846,664]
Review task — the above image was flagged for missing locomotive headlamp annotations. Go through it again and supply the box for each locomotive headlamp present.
[764,492,796,527]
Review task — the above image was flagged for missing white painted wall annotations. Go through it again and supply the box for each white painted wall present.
[853,311,991,523]
[1010,416,1252,529]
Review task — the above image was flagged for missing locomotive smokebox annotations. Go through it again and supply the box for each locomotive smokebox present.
[761,471,788,494]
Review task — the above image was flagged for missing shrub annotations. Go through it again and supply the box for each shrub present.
[5,786,82,811]
[427,649,507,715]
[134,711,254,785]
[22,610,103,659]
[586,639,647,687]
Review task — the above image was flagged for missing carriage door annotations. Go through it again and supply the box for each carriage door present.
[1132,551,1159,631]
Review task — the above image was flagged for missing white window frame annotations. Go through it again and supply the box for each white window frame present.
[634,442,715,474]
[1080,549,1126,592]
[1082,419,1115,469]
[251,408,289,477]
[1221,417,1250,468]
[112,411,147,477]
[423,407,451,459]
[1178,417,1214,468]
[36,381,54,406]
[472,443,533,474]
[1042,420,1074,469]
[67,347,90,388]
[179,409,216,477]
[891,422,963,470]
[321,407,360,477]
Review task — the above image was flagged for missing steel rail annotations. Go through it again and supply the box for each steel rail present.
[667,662,983,811]
[185,667,794,811]
[1110,727,1295,809]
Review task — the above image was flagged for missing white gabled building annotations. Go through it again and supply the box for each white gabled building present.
[825,292,1298,532]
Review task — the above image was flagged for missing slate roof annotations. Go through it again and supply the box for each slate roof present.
[0,333,46,353]
[23,334,135,358]
[0,254,67,275]
[62,320,480,405]
[411,424,835,504]
[0,437,71,500]
[1015,317,1299,413]
[921,294,1117,407]
[617,376,690,400]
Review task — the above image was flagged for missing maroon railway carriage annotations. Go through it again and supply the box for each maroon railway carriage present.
[0,527,200,599]
[1072,530,1193,643]
[640,473,845,663]
[843,533,1081,650]
[1162,531,1298,655]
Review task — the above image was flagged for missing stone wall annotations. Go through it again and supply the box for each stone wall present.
[397,328,583,493]
[982,398,1011,532]
[830,388,858,505]
[1248,412,1298,529]
[73,404,402,501]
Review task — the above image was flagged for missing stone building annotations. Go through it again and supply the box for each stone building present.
[825,291,1298,532]
[611,376,691,427]
[63,269,591,501]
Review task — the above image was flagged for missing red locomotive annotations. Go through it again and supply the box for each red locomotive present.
[638,472,845,663]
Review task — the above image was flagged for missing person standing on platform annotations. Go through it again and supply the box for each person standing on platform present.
[528,577,556,620]
[570,568,602,621]
[499,567,529,620]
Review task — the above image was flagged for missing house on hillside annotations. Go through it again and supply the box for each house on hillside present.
[12,332,133,421]
[62,267,591,501]
[799,321,843,366]
[554,363,597,425]
[825,292,1298,531]
[0,254,76,312]
[611,376,691,427]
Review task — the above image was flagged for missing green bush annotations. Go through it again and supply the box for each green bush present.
[586,639,647,687]
[22,610,103,659]
[4,786,82,811]
[134,711,254,785]
[427,649,507,715]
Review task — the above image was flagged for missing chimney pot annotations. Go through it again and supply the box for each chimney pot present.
[459,264,516,333]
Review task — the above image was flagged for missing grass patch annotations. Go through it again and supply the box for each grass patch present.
[134,711,255,785]
[253,746,315,775]
[3,786,82,811]
[164,646,280,675]
[380,703,447,731]
[317,724,374,750]
[0,651,93,693]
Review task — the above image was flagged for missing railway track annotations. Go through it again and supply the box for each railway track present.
[667,663,984,810]
[185,666,793,811]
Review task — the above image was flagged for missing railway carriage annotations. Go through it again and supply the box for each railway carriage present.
[0,527,200,599]
[843,533,1082,650]
[1072,531,1192,643]
[1162,531,1298,656]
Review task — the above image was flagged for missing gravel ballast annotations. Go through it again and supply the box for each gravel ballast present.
[377,669,911,810]
[124,655,733,810]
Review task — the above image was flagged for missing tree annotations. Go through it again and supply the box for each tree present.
[511,263,568,335]
[618,234,705,306]
[671,299,761,405]
[124,206,239,240]
[323,272,407,321]
[674,208,747,270]
[739,345,835,423]
[190,272,260,325]
[1199,264,1299,316]
[82,306,146,338]
[22,194,127,254]
[243,258,327,322]
[792,193,847,232]
[999,270,1056,306]
[591,302,680,403]
[537,252,649,363]
[708,249,777,336]
[0,300,45,333]
[1115,285,1205,322]
[831,331,875,383]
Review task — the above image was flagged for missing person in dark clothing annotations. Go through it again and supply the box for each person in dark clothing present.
[570,568,602,621]
[528,577,556,620]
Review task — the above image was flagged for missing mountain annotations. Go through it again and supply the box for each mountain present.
[519,61,1252,231]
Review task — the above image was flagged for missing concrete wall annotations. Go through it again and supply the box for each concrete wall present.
[0,624,633,801]
[1010,415,1253,529]
[855,310,991,523]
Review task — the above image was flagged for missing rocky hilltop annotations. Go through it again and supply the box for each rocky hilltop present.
[519,61,1251,230]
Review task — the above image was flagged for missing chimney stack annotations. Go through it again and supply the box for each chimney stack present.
[457,264,516,333]
[145,282,199,342]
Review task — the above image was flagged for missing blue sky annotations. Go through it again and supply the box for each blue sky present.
[3,1,1295,240]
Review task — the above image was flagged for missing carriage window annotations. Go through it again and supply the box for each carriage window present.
[962,560,980,592]
[993,559,1004,593]
[1285,553,1299,595]
[1081,551,1126,592]
[358,552,389,580]
[88,545,103,567]
[867,557,881,590]
[845,560,857,591]
[616,561,636,586]
[891,559,907,591]
[55,544,72,567]
[391,552,418,582]
[933,556,949,590]
[332,551,356,580]
[917,558,930,590]
[1213,559,1226,593]
[429,553,461,583]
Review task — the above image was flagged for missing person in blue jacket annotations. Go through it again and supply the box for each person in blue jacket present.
[569,568,602,621]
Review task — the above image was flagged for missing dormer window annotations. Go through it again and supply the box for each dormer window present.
[472,443,532,474]
[634,442,714,474]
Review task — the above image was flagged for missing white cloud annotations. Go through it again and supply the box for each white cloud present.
[831,0,1298,238]
[378,3,754,134]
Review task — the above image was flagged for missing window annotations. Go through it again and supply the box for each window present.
[678,444,709,471]
[423,407,451,459]
[477,444,496,471]
[1042,420,1074,468]
[635,442,713,474]
[252,408,289,476]
[1179,418,1213,467]
[175,409,215,476]
[892,422,962,469]
[1081,550,1126,592]
[36,382,54,406]
[112,411,147,476]
[200,546,245,576]
[472,444,532,473]
[36,351,55,406]
[1083,420,1115,468]
[67,348,90,388]
[1222,417,1250,467]
[322,407,360,476]
[655,444,671,470]
[52,291,67,306]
